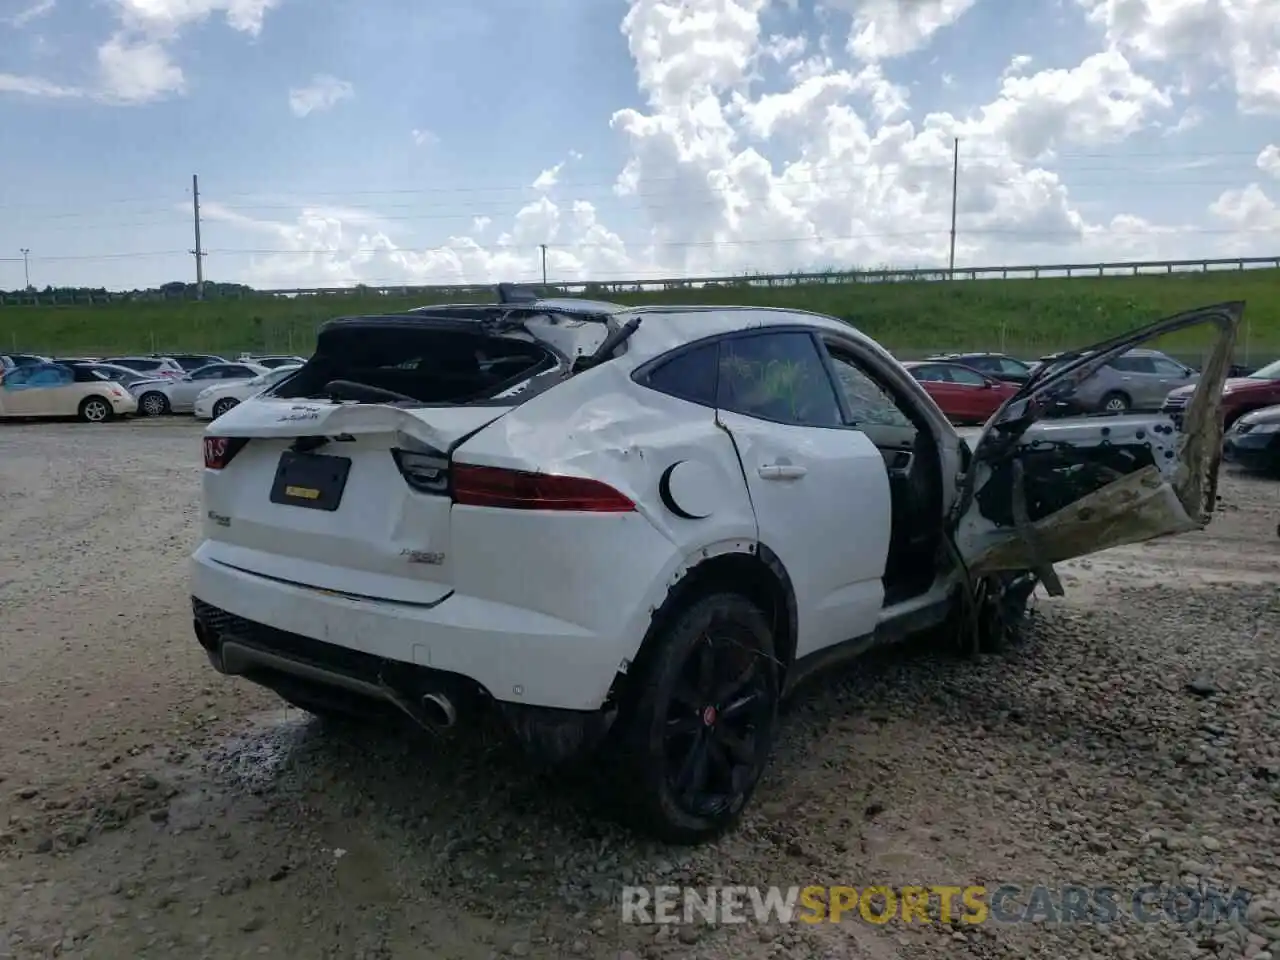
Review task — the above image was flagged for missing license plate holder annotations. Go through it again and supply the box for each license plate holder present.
[269,451,352,511]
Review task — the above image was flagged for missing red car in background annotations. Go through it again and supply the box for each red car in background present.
[1163,357,1280,427]
[904,360,1020,424]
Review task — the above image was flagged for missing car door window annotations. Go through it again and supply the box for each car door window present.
[1151,358,1188,377]
[3,367,31,387]
[910,364,950,383]
[947,366,987,387]
[641,342,718,406]
[824,353,914,428]
[28,366,66,386]
[716,332,842,427]
[998,358,1029,374]
[191,366,224,380]
[224,365,255,378]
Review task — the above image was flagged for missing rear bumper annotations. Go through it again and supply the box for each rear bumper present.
[189,543,637,713]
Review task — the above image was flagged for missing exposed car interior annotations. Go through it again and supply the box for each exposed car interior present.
[274,324,557,405]
[820,342,944,604]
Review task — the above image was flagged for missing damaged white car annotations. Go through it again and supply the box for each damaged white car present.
[190,287,1242,843]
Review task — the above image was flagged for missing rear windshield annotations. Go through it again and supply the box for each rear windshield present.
[95,366,144,384]
[273,326,557,404]
[115,358,163,371]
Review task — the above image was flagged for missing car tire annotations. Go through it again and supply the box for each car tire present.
[973,572,1038,655]
[1100,391,1131,413]
[212,397,239,419]
[609,592,779,845]
[77,396,113,423]
[138,391,170,417]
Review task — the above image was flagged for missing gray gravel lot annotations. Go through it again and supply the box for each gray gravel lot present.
[1,419,1278,960]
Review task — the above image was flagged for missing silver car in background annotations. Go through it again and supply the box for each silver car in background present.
[1034,347,1198,413]
[72,362,171,398]
[134,361,270,416]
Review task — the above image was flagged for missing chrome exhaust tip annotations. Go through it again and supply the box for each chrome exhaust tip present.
[421,692,457,729]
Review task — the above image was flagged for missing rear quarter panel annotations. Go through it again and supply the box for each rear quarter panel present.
[451,363,759,648]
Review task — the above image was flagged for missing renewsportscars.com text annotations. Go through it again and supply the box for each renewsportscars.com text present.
[621,884,1252,926]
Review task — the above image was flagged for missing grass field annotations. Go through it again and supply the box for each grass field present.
[3,268,1279,363]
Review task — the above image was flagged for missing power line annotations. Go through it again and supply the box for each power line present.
[12,177,1278,232]
[9,225,1267,264]
[0,147,1271,213]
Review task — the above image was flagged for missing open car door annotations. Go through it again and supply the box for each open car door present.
[951,301,1243,588]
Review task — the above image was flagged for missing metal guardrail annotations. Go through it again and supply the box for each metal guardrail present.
[2,254,1279,306]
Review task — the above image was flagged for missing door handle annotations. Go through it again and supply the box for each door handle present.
[758,463,807,480]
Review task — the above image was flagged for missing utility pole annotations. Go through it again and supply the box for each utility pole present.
[19,248,30,290]
[539,244,548,286]
[948,137,959,276]
[190,174,206,300]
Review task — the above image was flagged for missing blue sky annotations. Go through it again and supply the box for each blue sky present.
[1,0,1278,290]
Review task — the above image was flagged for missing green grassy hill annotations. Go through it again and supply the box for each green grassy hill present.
[3,268,1278,363]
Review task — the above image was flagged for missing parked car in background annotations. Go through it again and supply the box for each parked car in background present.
[71,362,170,395]
[1163,357,1280,428]
[1,354,51,374]
[194,364,302,420]
[903,360,1020,423]
[236,354,307,369]
[1223,404,1280,474]
[1032,347,1198,413]
[135,361,269,416]
[190,288,1244,843]
[924,352,1033,385]
[160,354,226,373]
[0,362,137,422]
[105,356,186,380]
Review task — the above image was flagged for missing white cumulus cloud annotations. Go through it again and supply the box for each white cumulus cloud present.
[98,0,1280,288]
[288,74,353,118]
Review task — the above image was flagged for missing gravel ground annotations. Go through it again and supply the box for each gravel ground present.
[1,419,1278,960]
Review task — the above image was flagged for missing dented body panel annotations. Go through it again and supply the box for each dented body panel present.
[192,295,1244,742]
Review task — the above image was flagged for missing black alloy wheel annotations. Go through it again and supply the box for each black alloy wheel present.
[613,593,779,844]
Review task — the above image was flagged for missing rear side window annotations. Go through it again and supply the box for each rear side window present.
[1109,356,1155,373]
[717,332,842,428]
[910,364,950,382]
[641,342,719,406]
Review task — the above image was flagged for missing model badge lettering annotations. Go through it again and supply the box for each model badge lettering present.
[285,485,321,500]
[400,549,445,565]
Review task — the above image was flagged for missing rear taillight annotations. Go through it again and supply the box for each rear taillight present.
[203,436,248,470]
[451,463,634,512]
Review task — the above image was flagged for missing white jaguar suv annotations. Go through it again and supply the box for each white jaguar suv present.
[190,285,1241,843]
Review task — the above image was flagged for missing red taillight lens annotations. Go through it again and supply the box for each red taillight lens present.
[452,463,634,512]
[203,436,248,470]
